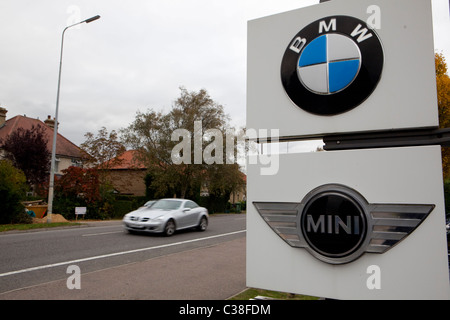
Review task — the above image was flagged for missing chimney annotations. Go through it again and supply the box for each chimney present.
[44,115,56,129]
[0,107,7,127]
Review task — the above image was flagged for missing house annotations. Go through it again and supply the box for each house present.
[0,106,84,176]
[102,149,247,200]
[102,149,147,196]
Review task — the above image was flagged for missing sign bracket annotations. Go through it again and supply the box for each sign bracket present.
[323,127,450,151]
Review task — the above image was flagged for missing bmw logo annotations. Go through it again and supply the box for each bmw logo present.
[281,16,384,116]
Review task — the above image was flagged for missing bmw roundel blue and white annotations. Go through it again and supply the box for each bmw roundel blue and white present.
[281,15,384,116]
[298,34,361,95]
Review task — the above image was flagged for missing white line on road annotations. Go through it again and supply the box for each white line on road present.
[0,230,246,278]
[82,231,124,237]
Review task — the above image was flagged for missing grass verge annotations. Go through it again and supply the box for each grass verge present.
[0,222,81,232]
[228,288,319,300]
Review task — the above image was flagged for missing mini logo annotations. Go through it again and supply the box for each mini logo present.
[301,189,366,261]
[253,184,434,264]
[281,16,384,116]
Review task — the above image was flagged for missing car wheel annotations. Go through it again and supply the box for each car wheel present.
[197,216,208,231]
[164,220,176,237]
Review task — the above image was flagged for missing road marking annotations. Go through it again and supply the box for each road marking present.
[82,231,124,237]
[0,230,246,278]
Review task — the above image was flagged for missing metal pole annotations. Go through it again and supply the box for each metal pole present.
[47,16,100,223]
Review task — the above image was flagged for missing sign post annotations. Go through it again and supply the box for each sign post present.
[247,0,450,299]
[75,207,87,221]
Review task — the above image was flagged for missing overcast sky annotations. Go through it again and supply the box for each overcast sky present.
[0,0,449,150]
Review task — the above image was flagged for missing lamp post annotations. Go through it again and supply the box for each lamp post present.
[47,15,101,223]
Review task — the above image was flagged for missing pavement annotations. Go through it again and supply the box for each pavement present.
[0,230,246,300]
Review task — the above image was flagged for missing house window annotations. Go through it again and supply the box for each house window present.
[71,158,82,167]
[55,157,60,173]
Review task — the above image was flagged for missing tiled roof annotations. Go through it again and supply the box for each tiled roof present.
[0,115,83,159]
[104,150,146,170]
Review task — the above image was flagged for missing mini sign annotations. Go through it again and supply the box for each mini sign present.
[247,146,450,299]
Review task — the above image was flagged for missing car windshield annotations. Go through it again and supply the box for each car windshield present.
[144,201,155,207]
[151,200,182,210]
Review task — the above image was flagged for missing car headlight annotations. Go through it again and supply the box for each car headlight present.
[152,215,164,221]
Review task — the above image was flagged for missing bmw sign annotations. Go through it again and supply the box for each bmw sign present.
[247,0,439,138]
[281,16,384,116]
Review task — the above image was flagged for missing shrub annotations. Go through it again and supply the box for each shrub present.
[0,160,28,224]
[12,211,33,224]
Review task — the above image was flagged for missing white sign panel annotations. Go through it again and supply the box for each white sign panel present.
[247,0,438,139]
[75,207,87,215]
[247,146,450,299]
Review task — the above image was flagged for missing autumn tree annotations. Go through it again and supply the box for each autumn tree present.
[55,166,100,204]
[437,53,450,127]
[121,87,244,203]
[0,124,50,186]
[52,166,102,218]
[436,53,450,178]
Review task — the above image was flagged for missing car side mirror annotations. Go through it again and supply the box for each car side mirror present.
[183,208,190,212]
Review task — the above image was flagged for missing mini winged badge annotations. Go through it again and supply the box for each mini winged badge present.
[253,184,435,264]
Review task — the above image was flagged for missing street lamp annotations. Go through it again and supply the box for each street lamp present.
[47,15,101,223]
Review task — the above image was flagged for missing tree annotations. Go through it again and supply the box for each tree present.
[80,127,126,195]
[52,166,101,218]
[0,124,50,186]
[80,127,126,170]
[436,53,450,127]
[55,166,100,205]
[436,53,450,178]
[121,87,244,201]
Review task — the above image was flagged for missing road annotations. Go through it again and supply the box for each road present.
[0,214,246,300]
